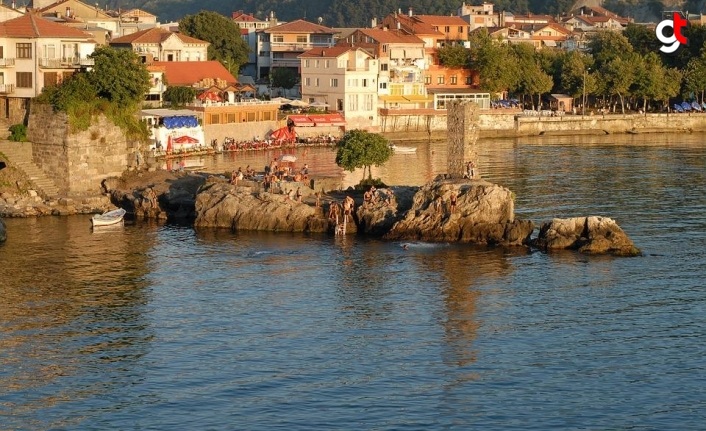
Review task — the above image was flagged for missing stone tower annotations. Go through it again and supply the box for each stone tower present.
[446,101,480,179]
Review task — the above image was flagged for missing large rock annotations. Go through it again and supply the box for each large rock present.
[194,180,329,232]
[382,178,534,246]
[0,217,6,242]
[532,216,641,256]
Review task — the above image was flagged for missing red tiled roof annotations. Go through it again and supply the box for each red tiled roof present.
[262,19,336,34]
[151,61,237,86]
[110,27,208,45]
[0,12,93,38]
[38,0,112,19]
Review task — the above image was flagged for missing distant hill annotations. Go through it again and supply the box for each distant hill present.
[104,0,692,26]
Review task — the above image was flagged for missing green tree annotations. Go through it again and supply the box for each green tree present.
[437,44,471,68]
[683,46,706,102]
[270,68,299,92]
[335,130,392,181]
[601,56,635,113]
[623,23,659,56]
[179,11,250,73]
[469,29,519,96]
[163,86,197,107]
[512,44,552,109]
[88,46,150,107]
[588,30,633,69]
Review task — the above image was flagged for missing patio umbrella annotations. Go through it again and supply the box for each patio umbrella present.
[197,91,222,102]
[309,101,329,108]
[288,99,309,107]
[173,135,199,144]
[270,97,292,105]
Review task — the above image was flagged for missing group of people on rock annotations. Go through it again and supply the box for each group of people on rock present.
[363,186,394,208]
[433,192,458,215]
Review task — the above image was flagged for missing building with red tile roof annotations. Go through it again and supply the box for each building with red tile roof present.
[256,19,337,80]
[110,27,209,63]
[151,61,237,88]
[0,12,96,122]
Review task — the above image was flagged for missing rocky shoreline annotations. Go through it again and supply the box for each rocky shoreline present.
[0,168,641,256]
[89,169,639,256]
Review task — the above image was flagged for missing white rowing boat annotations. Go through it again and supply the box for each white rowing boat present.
[91,208,126,227]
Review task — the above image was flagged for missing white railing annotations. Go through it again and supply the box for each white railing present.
[38,57,95,68]
[0,58,15,67]
[270,42,332,51]
[0,84,15,93]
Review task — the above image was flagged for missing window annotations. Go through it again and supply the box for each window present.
[466,76,473,85]
[247,112,256,121]
[263,111,272,121]
[458,26,464,33]
[16,43,32,59]
[227,113,236,123]
[330,78,338,87]
[305,59,310,67]
[380,63,388,71]
[348,94,359,111]
[365,94,373,111]
[445,26,450,33]
[324,60,329,68]
[315,78,319,87]
[273,35,283,43]
[0,46,4,59]
[424,75,431,85]
[296,35,307,43]
[44,44,56,59]
[362,79,368,87]
[314,60,319,68]
[210,114,220,124]
[437,75,445,85]
[16,72,32,88]
[382,45,387,53]
[379,82,387,90]
[304,77,310,86]
[450,75,457,85]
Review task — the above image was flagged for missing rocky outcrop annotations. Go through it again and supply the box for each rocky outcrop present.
[194,178,330,233]
[0,191,112,217]
[381,178,534,246]
[0,217,6,242]
[532,216,641,256]
[102,170,206,221]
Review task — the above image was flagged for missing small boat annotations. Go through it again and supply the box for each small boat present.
[390,144,417,154]
[91,208,126,227]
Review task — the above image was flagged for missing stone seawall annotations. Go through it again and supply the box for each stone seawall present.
[27,104,135,196]
[379,111,706,140]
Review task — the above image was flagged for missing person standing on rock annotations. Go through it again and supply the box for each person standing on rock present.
[450,192,458,213]
[343,196,354,222]
[434,196,442,213]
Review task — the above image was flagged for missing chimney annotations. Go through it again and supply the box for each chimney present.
[66,7,71,18]
[408,7,413,17]
[371,17,377,27]
[321,50,325,56]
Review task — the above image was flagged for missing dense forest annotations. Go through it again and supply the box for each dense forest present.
[101,0,704,27]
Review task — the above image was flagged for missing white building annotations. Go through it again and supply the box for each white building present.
[300,46,379,129]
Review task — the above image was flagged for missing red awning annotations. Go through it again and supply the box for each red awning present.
[328,113,346,126]
[288,115,315,127]
[307,114,332,125]
[173,135,199,144]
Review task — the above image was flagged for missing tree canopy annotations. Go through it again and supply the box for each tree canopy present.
[89,46,151,107]
[179,11,250,74]
[163,86,197,107]
[335,130,392,181]
[271,68,299,91]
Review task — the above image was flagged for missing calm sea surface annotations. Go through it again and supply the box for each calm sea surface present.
[1,134,705,430]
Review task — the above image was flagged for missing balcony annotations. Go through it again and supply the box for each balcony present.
[0,84,15,94]
[38,57,95,69]
[270,41,332,52]
[271,58,301,68]
[0,58,15,68]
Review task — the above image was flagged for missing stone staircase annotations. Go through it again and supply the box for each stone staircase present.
[0,140,60,198]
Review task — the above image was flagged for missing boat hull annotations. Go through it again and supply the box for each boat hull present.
[91,209,126,227]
